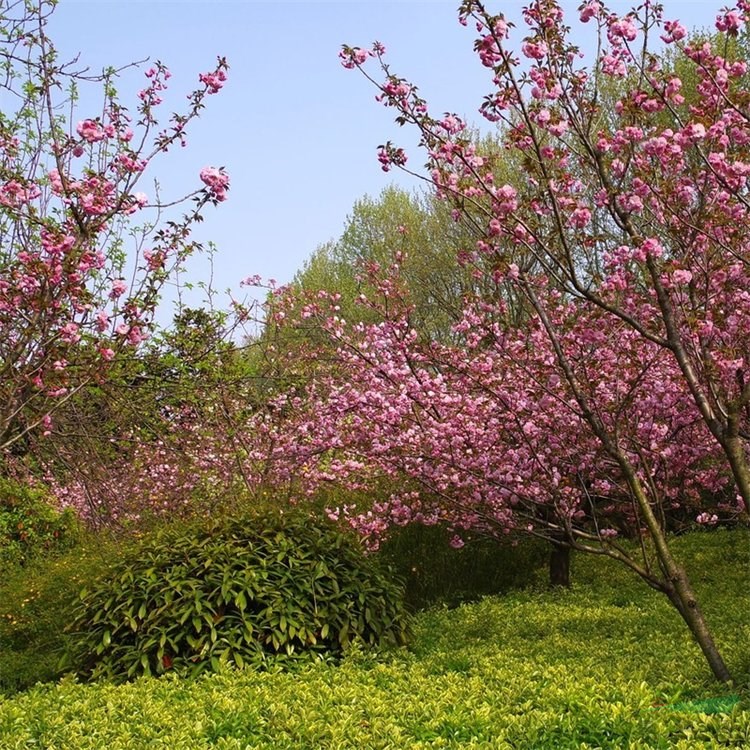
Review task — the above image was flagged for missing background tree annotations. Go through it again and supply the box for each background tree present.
[42,303,279,526]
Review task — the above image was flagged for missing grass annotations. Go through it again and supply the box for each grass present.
[0,528,747,749]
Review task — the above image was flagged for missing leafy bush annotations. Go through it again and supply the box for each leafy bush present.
[65,509,408,681]
[379,523,548,609]
[0,478,79,567]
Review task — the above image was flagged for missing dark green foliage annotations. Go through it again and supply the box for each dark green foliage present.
[65,510,409,681]
[379,523,548,609]
[0,478,78,567]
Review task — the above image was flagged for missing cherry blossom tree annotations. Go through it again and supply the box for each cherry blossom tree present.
[342,0,750,517]
[0,0,229,466]
[259,260,736,678]
[303,0,750,682]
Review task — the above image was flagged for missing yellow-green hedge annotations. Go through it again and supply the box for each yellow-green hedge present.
[0,529,747,749]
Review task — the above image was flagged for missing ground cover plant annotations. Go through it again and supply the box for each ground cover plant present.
[0,530,746,749]
[0,477,78,567]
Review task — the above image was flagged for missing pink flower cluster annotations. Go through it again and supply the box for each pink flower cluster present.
[199,68,227,94]
[319,0,750,554]
[200,166,230,201]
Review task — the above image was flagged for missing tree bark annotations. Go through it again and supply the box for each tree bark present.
[663,571,733,684]
[621,465,733,683]
[722,434,750,523]
[549,541,571,587]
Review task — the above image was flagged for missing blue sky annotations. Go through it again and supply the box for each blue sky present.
[48,0,721,317]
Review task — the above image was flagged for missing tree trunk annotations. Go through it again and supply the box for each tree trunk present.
[549,542,571,587]
[722,434,750,524]
[664,570,733,684]
[524,282,733,682]
[621,464,733,683]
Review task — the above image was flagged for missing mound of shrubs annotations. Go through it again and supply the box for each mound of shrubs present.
[65,509,408,681]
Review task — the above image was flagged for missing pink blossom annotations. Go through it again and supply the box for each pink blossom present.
[143,249,165,271]
[339,47,372,69]
[548,120,569,137]
[716,10,742,34]
[95,310,110,332]
[608,17,638,42]
[521,40,548,61]
[110,279,128,298]
[59,322,80,344]
[48,169,64,194]
[601,53,627,78]
[241,274,263,287]
[496,184,518,213]
[673,269,693,285]
[568,206,592,228]
[619,194,643,213]
[579,1,602,23]
[199,68,227,94]
[199,166,230,201]
[449,534,465,549]
[377,146,407,172]
[477,34,503,67]
[76,119,106,143]
[440,114,464,134]
[683,122,706,141]
[661,20,687,43]
[127,326,148,345]
[493,19,509,37]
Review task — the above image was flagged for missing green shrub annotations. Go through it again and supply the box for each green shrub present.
[65,509,408,681]
[378,523,548,609]
[0,478,79,567]
[0,536,118,694]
